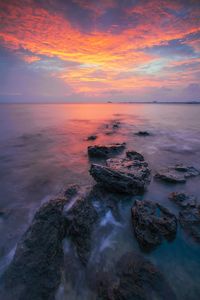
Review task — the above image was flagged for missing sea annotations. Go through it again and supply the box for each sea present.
[0,103,200,299]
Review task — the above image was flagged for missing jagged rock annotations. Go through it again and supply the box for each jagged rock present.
[169,192,197,208]
[64,185,98,265]
[87,135,97,141]
[132,200,177,250]
[88,252,176,300]
[90,152,151,194]
[88,143,126,158]
[155,164,200,183]
[1,198,67,300]
[179,205,200,242]
[135,131,150,136]
[126,150,145,161]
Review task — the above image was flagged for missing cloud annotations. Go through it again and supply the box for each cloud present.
[0,0,200,101]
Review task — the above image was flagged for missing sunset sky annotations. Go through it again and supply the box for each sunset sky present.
[0,0,200,103]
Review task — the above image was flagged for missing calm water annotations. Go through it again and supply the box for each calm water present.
[0,103,200,299]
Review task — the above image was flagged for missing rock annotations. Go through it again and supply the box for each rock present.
[103,120,121,135]
[90,152,151,194]
[132,200,177,250]
[179,205,200,242]
[87,135,97,141]
[155,164,200,183]
[89,151,151,194]
[89,252,176,300]
[1,198,67,300]
[126,150,145,161]
[0,210,6,217]
[88,143,126,158]
[64,185,98,265]
[135,131,150,136]
[112,121,120,129]
[169,192,197,208]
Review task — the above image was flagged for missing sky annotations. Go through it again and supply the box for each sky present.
[0,0,200,103]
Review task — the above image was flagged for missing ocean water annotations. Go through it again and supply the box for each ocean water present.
[0,103,200,299]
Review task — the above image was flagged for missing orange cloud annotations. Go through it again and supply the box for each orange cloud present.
[0,0,199,97]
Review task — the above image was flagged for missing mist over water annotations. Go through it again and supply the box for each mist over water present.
[0,103,200,299]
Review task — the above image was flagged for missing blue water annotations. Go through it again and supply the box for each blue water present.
[0,103,200,299]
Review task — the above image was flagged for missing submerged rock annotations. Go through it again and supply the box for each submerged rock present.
[87,135,97,141]
[112,121,121,129]
[89,252,176,300]
[169,192,197,208]
[1,198,67,300]
[135,131,151,136]
[179,205,200,242]
[64,185,98,265]
[90,151,151,194]
[88,143,126,158]
[132,200,177,250]
[155,164,200,183]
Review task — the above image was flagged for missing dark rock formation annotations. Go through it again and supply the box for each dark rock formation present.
[88,252,176,300]
[90,152,151,194]
[103,120,121,135]
[169,192,197,208]
[126,150,145,161]
[1,198,67,300]
[179,205,200,242]
[87,135,97,141]
[88,143,126,158]
[64,185,98,265]
[112,121,120,129]
[155,164,200,183]
[168,191,200,242]
[132,200,177,250]
[135,131,151,136]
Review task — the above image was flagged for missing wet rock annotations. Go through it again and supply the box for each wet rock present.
[90,152,151,194]
[155,164,200,183]
[88,143,126,158]
[126,150,145,161]
[0,210,6,217]
[103,120,121,135]
[132,200,177,250]
[135,131,150,136]
[112,121,120,129]
[179,205,200,242]
[64,185,98,265]
[89,252,176,300]
[1,198,67,300]
[87,135,97,141]
[169,192,197,208]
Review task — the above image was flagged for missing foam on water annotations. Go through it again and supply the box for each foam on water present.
[100,210,123,228]
[0,246,16,276]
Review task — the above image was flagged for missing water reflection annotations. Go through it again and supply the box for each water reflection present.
[0,103,200,299]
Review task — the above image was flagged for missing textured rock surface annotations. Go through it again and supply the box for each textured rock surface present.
[155,164,200,183]
[88,252,176,300]
[126,150,145,161]
[64,185,98,265]
[132,200,177,250]
[169,192,197,208]
[88,143,126,158]
[179,205,200,242]
[1,198,67,300]
[90,151,151,194]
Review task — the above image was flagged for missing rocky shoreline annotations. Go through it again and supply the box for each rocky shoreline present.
[1,129,200,300]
